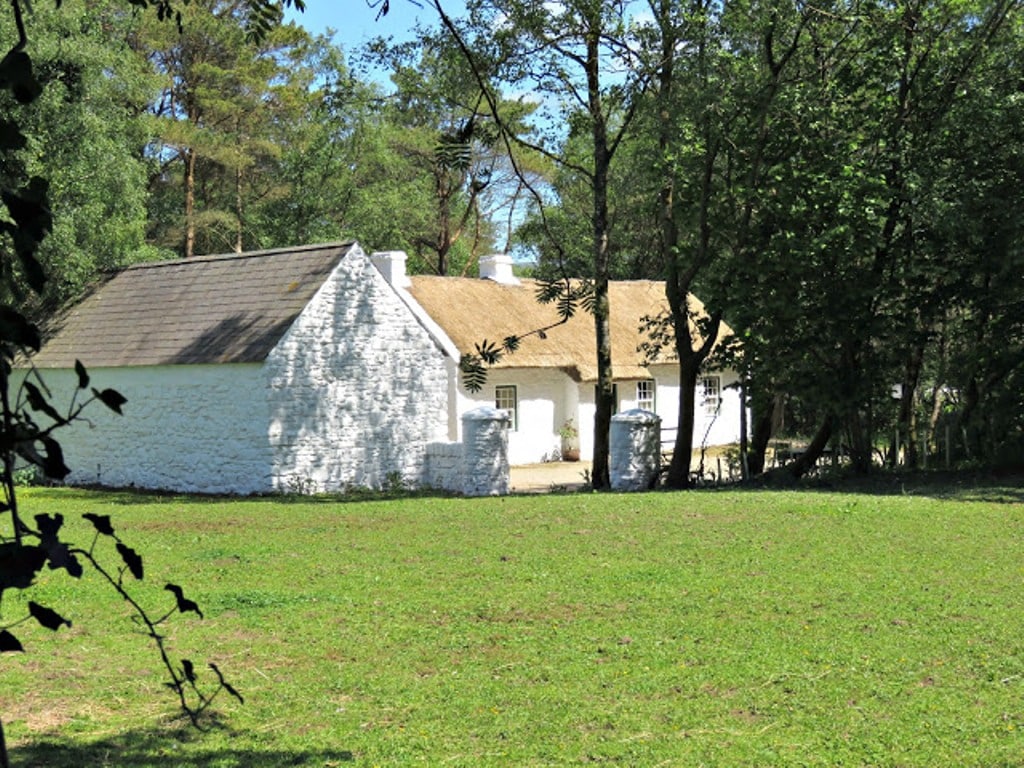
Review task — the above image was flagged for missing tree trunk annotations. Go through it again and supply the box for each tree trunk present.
[184,147,196,258]
[234,164,244,254]
[893,340,924,467]
[665,357,699,488]
[746,396,778,476]
[787,416,833,479]
[592,282,613,489]
[587,27,613,490]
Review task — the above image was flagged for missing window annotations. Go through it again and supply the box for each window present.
[495,385,518,430]
[637,380,655,412]
[700,376,721,416]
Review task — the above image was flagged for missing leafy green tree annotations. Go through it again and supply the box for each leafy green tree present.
[246,37,383,247]
[366,28,539,274]
[0,0,161,311]
[436,0,648,488]
[714,0,1023,476]
[140,0,312,256]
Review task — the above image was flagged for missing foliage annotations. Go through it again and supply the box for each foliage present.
[434,0,653,487]
[479,0,1024,479]
[0,0,249,750]
[364,26,541,274]
[3,485,1024,765]
[139,0,317,257]
[0,0,163,311]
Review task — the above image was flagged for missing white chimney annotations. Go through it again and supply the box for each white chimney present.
[370,250,411,288]
[479,254,520,285]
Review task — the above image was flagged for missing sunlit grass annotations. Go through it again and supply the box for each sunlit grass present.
[2,483,1022,766]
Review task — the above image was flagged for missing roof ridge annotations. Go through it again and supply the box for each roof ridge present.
[122,241,356,272]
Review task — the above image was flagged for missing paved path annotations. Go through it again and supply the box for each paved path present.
[509,461,592,493]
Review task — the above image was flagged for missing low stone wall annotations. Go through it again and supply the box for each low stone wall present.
[422,407,511,496]
[423,441,463,491]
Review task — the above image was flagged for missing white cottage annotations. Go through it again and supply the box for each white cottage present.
[26,242,450,493]
[25,241,741,494]
[373,251,744,466]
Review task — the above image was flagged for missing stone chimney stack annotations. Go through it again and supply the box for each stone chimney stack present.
[479,254,520,285]
[370,250,411,288]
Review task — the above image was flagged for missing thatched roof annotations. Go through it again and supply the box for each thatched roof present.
[407,276,724,382]
[32,242,359,368]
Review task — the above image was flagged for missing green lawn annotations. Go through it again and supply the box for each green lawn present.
[2,482,1023,767]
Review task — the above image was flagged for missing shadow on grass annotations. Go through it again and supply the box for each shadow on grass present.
[21,485,454,507]
[10,722,356,767]
[744,467,1024,503]
[24,469,1024,506]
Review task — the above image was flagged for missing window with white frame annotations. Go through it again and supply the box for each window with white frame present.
[637,380,655,412]
[495,385,518,430]
[700,376,721,416]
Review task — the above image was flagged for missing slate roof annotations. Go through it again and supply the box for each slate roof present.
[32,242,358,368]
[407,276,725,382]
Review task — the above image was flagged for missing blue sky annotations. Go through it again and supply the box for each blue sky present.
[284,1,442,54]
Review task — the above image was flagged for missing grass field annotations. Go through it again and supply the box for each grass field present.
[2,481,1023,767]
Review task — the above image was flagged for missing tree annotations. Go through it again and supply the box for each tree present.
[366,28,541,274]
[0,0,162,312]
[434,0,649,488]
[140,0,312,256]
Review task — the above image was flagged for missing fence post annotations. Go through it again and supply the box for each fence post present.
[610,409,662,491]
[461,407,511,496]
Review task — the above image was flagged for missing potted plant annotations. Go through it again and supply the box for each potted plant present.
[559,419,580,462]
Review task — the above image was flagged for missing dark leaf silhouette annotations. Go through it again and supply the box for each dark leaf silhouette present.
[28,601,71,631]
[0,630,24,653]
[459,354,488,393]
[474,339,503,365]
[74,359,89,389]
[34,512,63,539]
[210,663,244,704]
[48,543,82,577]
[4,177,52,292]
[0,543,46,592]
[82,513,115,537]
[0,306,40,351]
[92,387,127,415]
[0,48,43,104]
[0,118,26,151]
[165,583,204,618]
[116,542,144,580]
[39,435,71,479]
[22,380,65,425]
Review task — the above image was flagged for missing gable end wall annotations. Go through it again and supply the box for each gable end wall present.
[264,248,449,491]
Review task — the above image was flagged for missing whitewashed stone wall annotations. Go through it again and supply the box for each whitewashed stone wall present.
[14,364,273,494]
[423,441,462,491]
[422,408,511,496]
[264,248,449,492]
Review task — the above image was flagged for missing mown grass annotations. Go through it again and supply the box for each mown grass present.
[2,482,1023,766]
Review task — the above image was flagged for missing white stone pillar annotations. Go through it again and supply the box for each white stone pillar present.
[461,406,511,496]
[610,409,662,491]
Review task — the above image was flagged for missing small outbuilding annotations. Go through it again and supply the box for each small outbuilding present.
[25,242,451,493]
